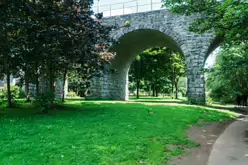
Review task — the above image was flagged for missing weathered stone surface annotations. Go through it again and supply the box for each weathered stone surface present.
[87,9,220,104]
[28,79,68,99]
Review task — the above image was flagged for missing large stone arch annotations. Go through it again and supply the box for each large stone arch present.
[110,28,184,69]
[112,28,185,100]
[87,9,218,104]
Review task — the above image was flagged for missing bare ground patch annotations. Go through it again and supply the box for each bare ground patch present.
[169,120,234,165]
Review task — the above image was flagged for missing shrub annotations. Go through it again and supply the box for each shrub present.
[67,91,78,98]
[0,85,20,99]
[0,99,4,106]
[206,96,213,104]
[33,92,55,113]
[0,99,20,108]
[169,93,174,99]
[19,88,27,99]
[0,99,7,108]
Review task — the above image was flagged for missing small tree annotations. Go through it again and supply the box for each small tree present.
[169,53,187,99]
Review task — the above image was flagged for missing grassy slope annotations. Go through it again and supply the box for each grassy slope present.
[0,100,235,165]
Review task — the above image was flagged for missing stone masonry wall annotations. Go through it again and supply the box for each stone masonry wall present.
[88,68,129,101]
[88,9,217,104]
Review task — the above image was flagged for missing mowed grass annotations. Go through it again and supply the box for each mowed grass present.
[0,100,235,165]
[129,96,172,100]
[129,96,181,101]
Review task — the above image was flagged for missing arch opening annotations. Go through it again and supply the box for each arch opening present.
[204,36,224,64]
[106,29,186,101]
[204,36,224,104]
[128,46,188,101]
[110,29,184,71]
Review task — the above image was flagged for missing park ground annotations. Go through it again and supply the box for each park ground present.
[0,97,242,165]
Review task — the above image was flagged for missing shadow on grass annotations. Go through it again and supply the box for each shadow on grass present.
[0,104,39,118]
[0,101,105,119]
[203,105,248,115]
[129,97,171,100]
[65,98,85,101]
[1,98,246,120]
[129,100,186,104]
[129,98,247,115]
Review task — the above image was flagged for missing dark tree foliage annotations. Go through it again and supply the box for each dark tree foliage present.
[0,0,115,107]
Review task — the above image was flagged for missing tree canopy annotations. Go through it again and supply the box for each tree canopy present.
[129,47,187,99]
[163,0,248,43]
[0,0,115,107]
[207,42,248,103]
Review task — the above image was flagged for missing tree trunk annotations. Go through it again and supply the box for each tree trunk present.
[40,71,46,94]
[62,69,67,102]
[84,88,89,97]
[171,80,174,96]
[25,77,29,96]
[49,72,53,94]
[35,74,39,96]
[24,70,31,102]
[76,88,79,96]
[23,64,30,102]
[155,87,159,97]
[35,61,39,96]
[149,85,152,96]
[49,66,55,103]
[136,80,140,99]
[25,79,30,102]
[152,84,155,97]
[171,67,175,98]
[175,80,179,99]
[6,68,12,108]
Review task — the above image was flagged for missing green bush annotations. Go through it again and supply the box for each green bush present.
[0,85,20,99]
[0,99,7,108]
[67,91,78,98]
[206,96,213,104]
[0,99,21,108]
[19,89,27,99]
[169,93,174,99]
[0,99,4,106]
[33,92,56,113]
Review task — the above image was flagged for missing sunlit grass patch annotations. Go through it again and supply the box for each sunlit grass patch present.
[0,100,236,165]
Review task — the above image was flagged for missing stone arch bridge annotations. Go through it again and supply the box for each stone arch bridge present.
[87,9,222,103]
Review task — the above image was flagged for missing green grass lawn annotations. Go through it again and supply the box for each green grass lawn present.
[129,96,172,100]
[0,100,235,165]
[128,96,187,104]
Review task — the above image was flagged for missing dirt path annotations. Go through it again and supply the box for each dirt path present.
[169,120,233,165]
